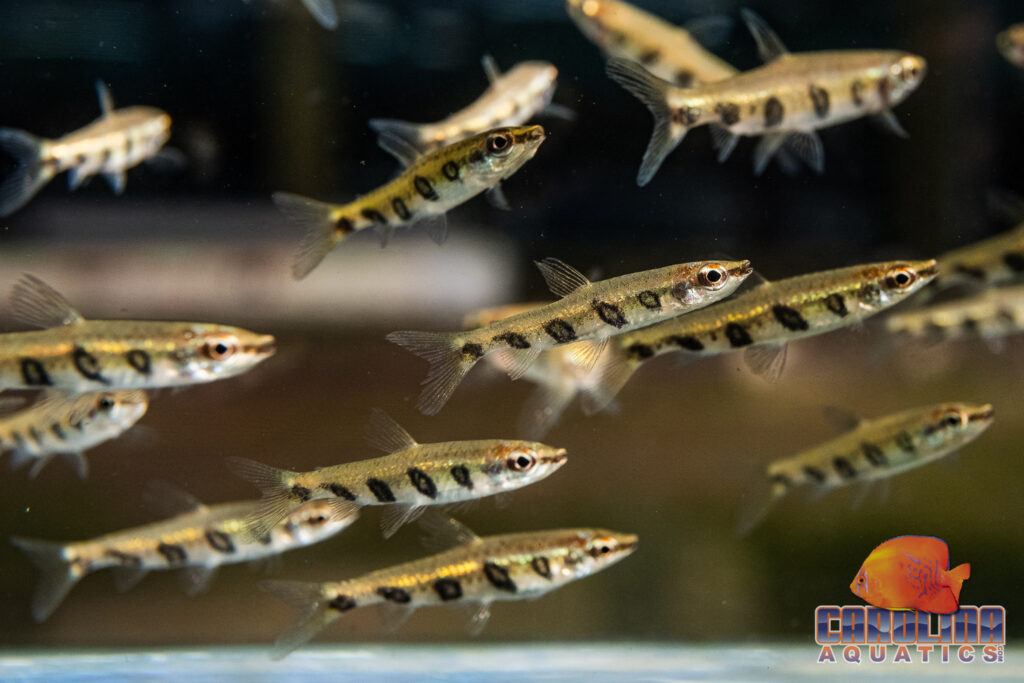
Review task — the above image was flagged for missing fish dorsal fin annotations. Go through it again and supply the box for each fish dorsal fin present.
[376,130,421,169]
[365,408,418,454]
[481,54,501,84]
[740,9,789,62]
[534,258,591,298]
[10,274,84,329]
[141,479,207,518]
[822,406,864,433]
[418,513,482,552]
[95,79,115,115]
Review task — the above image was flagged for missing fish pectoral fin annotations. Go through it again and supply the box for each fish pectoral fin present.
[181,565,218,597]
[709,124,740,163]
[417,511,482,551]
[103,171,126,195]
[492,347,542,381]
[485,183,511,211]
[380,504,427,539]
[378,601,415,633]
[111,565,149,593]
[740,9,790,62]
[534,257,591,297]
[872,109,910,139]
[752,133,789,177]
[365,408,419,454]
[416,213,448,245]
[781,131,824,174]
[465,601,492,637]
[10,274,85,328]
[376,129,421,168]
[822,406,864,433]
[743,343,788,382]
[95,79,115,115]
[578,343,636,416]
[539,102,576,122]
[481,54,502,84]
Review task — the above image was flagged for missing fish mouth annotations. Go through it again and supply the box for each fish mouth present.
[733,260,754,277]
[968,404,995,423]
[542,447,568,464]
[518,125,546,145]
[618,536,640,552]
[246,335,277,357]
[915,260,939,280]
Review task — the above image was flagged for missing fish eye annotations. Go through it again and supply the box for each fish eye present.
[589,538,615,557]
[486,132,515,157]
[941,411,963,428]
[309,514,328,525]
[858,576,865,584]
[507,452,536,472]
[97,396,115,411]
[698,264,727,288]
[201,335,239,361]
[884,267,917,289]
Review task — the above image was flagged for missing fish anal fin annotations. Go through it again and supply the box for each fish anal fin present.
[365,408,418,454]
[417,512,482,552]
[465,601,492,637]
[782,131,824,174]
[566,338,607,373]
[709,124,739,163]
[578,344,636,415]
[739,9,790,62]
[67,167,88,191]
[534,257,591,298]
[95,79,115,115]
[380,503,426,539]
[103,171,126,195]
[492,347,542,381]
[753,133,788,176]
[485,183,511,211]
[743,343,787,382]
[872,109,909,139]
[417,213,448,245]
[181,565,218,597]
[111,565,149,593]
[10,274,85,329]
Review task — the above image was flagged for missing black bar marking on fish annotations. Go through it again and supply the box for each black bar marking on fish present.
[71,419,84,432]
[715,102,740,126]
[413,176,438,201]
[105,549,141,567]
[362,208,387,224]
[878,77,890,106]
[825,293,848,318]
[998,308,1017,324]
[407,468,438,499]
[434,578,463,601]
[27,426,42,445]
[335,217,355,235]
[667,335,704,351]
[101,148,112,164]
[125,350,152,375]
[673,107,701,126]
[772,305,809,331]
[962,317,979,332]
[802,466,826,483]
[377,586,411,604]
[442,161,460,181]
[12,431,26,450]
[808,84,830,119]
[20,358,52,386]
[124,138,134,157]
[205,530,236,554]
[366,478,396,502]
[72,348,109,384]
[593,301,628,328]
[451,464,473,489]
[544,319,577,343]
[493,332,530,349]
[328,594,357,612]
[675,70,694,88]
[895,431,916,454]
[770,473,791,490]
[157,542,188,565]
[851,80,865,107]
[50,422,67,441]
[637,291,661,310]
[461,342,484,360]
[764,97,784,128]
[323,483,357,501]
[291,485,312,502]
[833,457,857,479]
[861,442,888,467]
[531,556,552,580]
[639,49,660,65]
[1003,252,1024,272]
[391,197,411,221]
[627,343,654,361]
[954,264,985,280]
[483,561,517,593]
[725,323,753,347]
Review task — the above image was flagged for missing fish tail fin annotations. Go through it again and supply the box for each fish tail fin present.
[272,191,343,280]
[225,456,299,539]
[367,118,427,157]
[579,344,638,415]
[947,562,971,601]
[10,536,79,622]
[0,128,51,217]
[385,330,474,415]
[605,58,688,186]
[260,579,340,660]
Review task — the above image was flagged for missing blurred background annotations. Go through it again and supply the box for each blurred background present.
[0,0,1021,651]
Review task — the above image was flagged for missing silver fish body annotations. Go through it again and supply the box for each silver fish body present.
[935,222,1024,286]
[886,284,1024,343]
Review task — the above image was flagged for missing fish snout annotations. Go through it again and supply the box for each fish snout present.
[968,404,995,424]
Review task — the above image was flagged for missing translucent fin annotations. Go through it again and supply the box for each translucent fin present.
[709,124,739,163]
[481,54,501,84]
[181,565,218,597]
[225,456,298,539]
[95,79,115,115]
[752,133,788,176]
[568,338,607,373]
[947,563,970,602]
[733,479,786,536]
[822,406,863,432]
[31,452,87,479]
[380,503,427,539]
[364,408,418,454]
[518,380,576,440]
[534,257,591,298]
[300,0,338,29]
[418,512,482,551]
[379,601,415,633]
[492,347,542,381]
[10,274,84,328]
[740,9,789,62]
[743,343,787,382]
[111,565,149,592]
[986,188,1024,225]
[271,191,341,280]
[260,580,338,660]
[8,449,39,474]
[872,109,909,139]
[605,58,686,187]
[367,119,426,158]
[146,146,188,172]
[683,14,733,48]
[466,601,492,637]
[10,536,78,622]
[485,183,510,211]
[373,222,395,248]
[385,330,471,415]
[103,171,126,195]
[773,147,802,176]
[67,167,88,191]
[782,131,824,174]
[142,479,206,518]
[539,103,576,122]
[376,130,420,169]
[579,346,637,415]
[418,213,448,245]
[0,128,49,217]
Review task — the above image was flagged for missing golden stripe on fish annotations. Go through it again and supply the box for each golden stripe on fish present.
[388,257,752,415]
[583,261,938,413]
[370,58,563,160]
[0,81,171,217]
[0,275,274,392]
[228,409,567,539]
[935,222,1024,286]
[260,519,638,659]
[736,403,994,533]
[11,493,359,622]
[886,284,1024,343]
[0,390,147,478]
[273,125,546,279]
[606,9,926,184]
